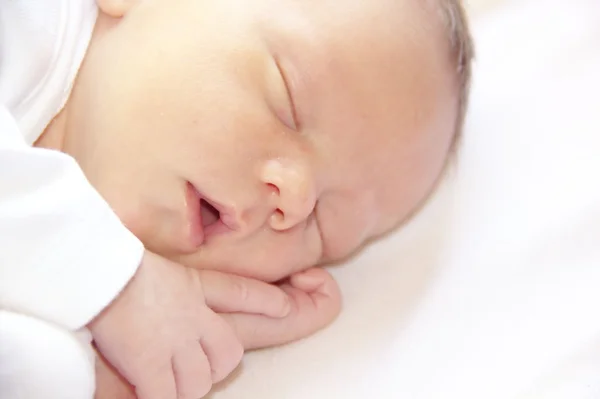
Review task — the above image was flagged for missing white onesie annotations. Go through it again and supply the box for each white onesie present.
[0,1,143,397]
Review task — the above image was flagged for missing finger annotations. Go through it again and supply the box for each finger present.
[172,344,212,399]
[221,271,342,350]
[200,270,291,318]
[133,361,177,399]
[198,313,244,383]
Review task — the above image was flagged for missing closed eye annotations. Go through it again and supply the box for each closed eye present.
[274,56,300,131]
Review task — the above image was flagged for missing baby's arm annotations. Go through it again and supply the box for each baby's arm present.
[0,106,143,331]
[89,252,291,399]
[94,267,341,399]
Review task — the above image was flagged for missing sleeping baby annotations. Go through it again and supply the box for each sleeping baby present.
[0,0,473,398]
[88,0,473,396]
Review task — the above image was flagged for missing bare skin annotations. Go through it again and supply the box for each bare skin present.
[41,0,456,281]
[36,0,458,396]
[94,267,340,399]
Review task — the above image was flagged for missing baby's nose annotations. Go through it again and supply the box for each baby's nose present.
[261,160,317,231]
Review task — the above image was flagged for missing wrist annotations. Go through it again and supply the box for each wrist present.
[86,255,144,335]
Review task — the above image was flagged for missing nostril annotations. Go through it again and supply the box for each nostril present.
[270,209,286,229]
[273,208,284,221]
[267,183,280,196]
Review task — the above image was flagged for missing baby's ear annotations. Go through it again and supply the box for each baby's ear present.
[97,0,139,18]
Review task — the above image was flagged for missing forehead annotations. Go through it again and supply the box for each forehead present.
[264,0,458,233]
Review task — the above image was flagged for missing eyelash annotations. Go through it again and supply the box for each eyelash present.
[273,56,300,131]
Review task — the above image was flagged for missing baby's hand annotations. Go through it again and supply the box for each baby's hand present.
[88,251,290,399]
[222,267,342,350]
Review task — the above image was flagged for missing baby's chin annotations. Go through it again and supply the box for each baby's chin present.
[171,247,299,284]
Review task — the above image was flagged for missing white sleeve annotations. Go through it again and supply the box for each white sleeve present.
[0,106,144,330]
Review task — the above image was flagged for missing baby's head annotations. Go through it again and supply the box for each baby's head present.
[55,0,473,281]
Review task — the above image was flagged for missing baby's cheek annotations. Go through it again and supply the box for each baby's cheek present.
[315,197,374,263]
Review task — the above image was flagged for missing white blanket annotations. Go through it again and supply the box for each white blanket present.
[212,1,600,397]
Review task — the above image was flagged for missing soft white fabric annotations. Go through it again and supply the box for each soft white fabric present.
[0,2,142,397]
[0,0,143,331]
[0,311,95,399]
[212,1,600,398]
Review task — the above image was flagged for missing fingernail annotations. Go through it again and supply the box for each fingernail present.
[292,271,321,286]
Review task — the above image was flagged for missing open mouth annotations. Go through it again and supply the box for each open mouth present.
[186,182,236,248]
[200,198,221,229]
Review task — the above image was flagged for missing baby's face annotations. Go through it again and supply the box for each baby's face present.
[64,0,457,281]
